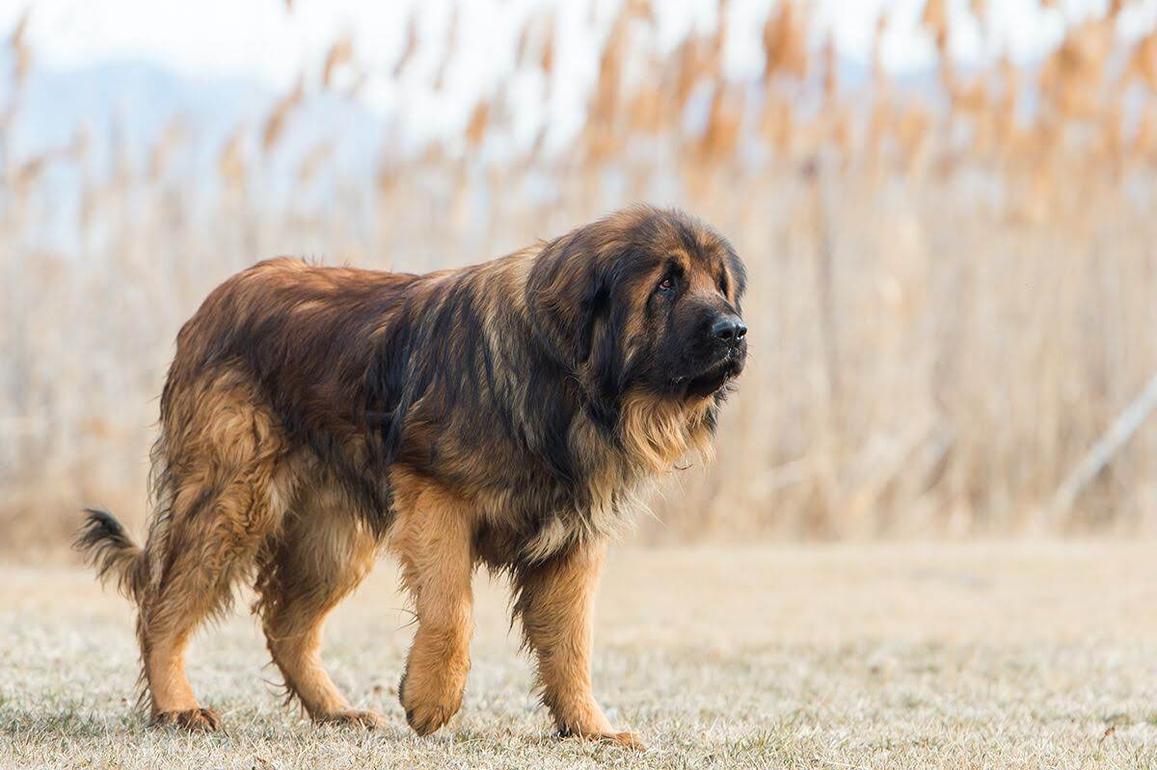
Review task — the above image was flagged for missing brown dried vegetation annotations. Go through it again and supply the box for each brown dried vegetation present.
[2,0,1157,551]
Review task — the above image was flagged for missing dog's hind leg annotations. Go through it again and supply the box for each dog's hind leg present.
[139,378,287,731]
[255,488,383,728]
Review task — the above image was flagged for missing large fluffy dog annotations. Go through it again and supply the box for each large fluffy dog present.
[77,206,747,747]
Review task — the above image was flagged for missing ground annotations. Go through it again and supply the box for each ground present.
[1,542,1154,769]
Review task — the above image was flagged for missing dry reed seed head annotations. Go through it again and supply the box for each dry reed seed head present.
[14,155,46,193]
[9,10,32,90]
[513,12,553,75]
[1039,17,1115,123]
[970,0,987,28]
[8,8,29,46]
[822,33,839,104]
[709,1,728,69]
[762,95,795,155]
[992,61,1020,146]
[762,1,808,83]
[952,78,989,117]
[516,18,533,65]
[433,6,460,91]
[1132,103,1157,159]
[69,123,92,165]
[865,91,894,164]
[296,142,334,185]
[625,0,654,23]
[375,156,399,198]
[938,50,958,94]
[590,14,628,123]
[696,22,725,83]
[1031,115,1062,153]
[1099,100,1125,171]
[466,100,491,148]
[829,106,852,159]
[540,18,555,75]
[218,129,247,190]
[673,38,704,109]
[922,0,947,38]
[527,125,548,161]
[322,35,355,90]
[998,54,1020,99]
[935,0,955,66]
[345,70,368,100]
[699,85,743,160]
[393,15,419,79]
[627,78,665,136]
[1049,18,1114,92]
[872,14,890,87]
[262,76,305,155]
[934,26,950,61]
[894,104,931,170]
[433,56,450,92]
[1127,32,1157,90]
[147,117,189,182]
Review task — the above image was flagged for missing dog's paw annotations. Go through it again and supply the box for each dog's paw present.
[404,701,459,736]
[558,725,647,750]
[399,669,464,736]
[151,707,221,732]
[603,730,647,751]
[317,709,388,730]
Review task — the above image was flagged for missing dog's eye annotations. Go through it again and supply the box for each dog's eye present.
[656,276,675,294]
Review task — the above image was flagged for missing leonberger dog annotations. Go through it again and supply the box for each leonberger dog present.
[77,205,747,748]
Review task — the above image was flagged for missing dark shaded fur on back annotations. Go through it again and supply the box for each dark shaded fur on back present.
[147,206,744,567]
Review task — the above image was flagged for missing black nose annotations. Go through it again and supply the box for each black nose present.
[712,315,747,343]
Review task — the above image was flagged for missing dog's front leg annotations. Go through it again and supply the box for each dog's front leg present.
[392,485,475,736]
[514,539,644,750]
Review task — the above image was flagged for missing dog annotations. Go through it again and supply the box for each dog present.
[77,205,747,748]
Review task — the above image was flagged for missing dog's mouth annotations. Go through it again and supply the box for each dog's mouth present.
[672,350,745,399]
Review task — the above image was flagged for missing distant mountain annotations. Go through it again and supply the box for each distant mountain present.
[2,53,990,207]
[6,58,389,190]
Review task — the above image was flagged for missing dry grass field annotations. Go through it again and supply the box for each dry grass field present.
[2,542,1155,769]
[3,4,1155,765]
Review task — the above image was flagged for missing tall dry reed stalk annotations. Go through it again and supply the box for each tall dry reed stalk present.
[2,0,1156,554]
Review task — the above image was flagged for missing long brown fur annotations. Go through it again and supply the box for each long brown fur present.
[76,205,747,747]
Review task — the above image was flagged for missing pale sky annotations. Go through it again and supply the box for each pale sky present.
[2,0,1155,147]
[7,0,1155,82]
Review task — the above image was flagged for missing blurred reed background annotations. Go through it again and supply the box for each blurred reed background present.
[2,0,1156,554]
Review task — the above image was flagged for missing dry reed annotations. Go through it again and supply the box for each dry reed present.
[2,1,1156,553]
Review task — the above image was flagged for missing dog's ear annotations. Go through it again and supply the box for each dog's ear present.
[527,228,634,433]
[526,229,612,371]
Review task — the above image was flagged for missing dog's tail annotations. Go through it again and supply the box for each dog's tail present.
[75,508,147,601]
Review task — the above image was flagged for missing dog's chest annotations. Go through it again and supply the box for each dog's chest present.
[468,455,647,564]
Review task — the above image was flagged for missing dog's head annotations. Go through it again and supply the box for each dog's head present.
[527,206,748,434]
